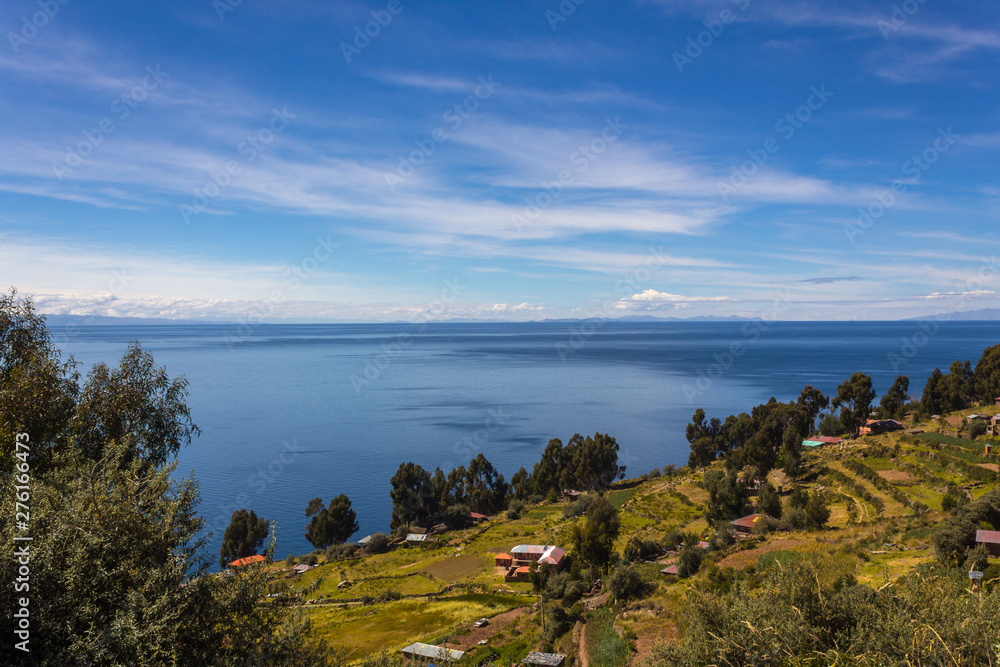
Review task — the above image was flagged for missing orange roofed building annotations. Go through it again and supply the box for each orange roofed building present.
[228,554,266,568]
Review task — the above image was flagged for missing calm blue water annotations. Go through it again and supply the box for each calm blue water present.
[52,320,999,564]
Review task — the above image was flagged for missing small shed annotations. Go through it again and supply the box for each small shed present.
[505,566,531,582]
[660,564,679,576]
[357,535,372,545]
[293,564,314,574]
[522,652,566,667]
[989,415,1000,436]
[405,533,428,545]
[495,553,512,568]
[976,529,1000,557]
[401,642,464,662]
[469,512,488,523]
[995,397,1000,407]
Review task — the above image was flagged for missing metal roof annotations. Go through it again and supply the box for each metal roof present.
[228,554,265,567]
[976,529,1000,544]
[522,652,566,667]
[401,643,464,661]
[661,565,679,575]
[406,533,428,542]
[731,514,763,528]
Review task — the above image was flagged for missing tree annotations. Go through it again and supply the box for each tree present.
[756,482,782,519]
[71,342,200,471]
[804,490,831,528]
[688,436,716,468]
[465,453,509,515]
[220,509,269,569]
[0,290,332,665]
[366,532,391,554]
[797,386,829,435]
[879,375,910,419]
[921,368,947,415]
[608,564,646,601]
[832,373,877,437]
[780,425,802,481]
[570,495,620,573]
[944,360,975,412]
[704,468,751,526]
[389,461,434,529]
[676,542,703,578]
[305,493,359,549]
[973,344,1000,406]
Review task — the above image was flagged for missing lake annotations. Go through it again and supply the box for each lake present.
[53,319,998,563]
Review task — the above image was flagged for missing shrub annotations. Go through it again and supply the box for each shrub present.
[965,544,989,572]
[805,491,831,528]
[506,499,525,520]
[751,516,782,535]
[366,532,391,554]
[608,565,646,602]
[563,580,587,607]
[562,494,595,519]
[677,544,704,578]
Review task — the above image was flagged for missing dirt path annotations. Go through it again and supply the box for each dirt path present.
[574,621,588,667]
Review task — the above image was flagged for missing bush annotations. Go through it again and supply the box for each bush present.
[751,515,782,535]
[608,565,647,602]
[506,499,525,520]
[366,532,391,555]
[562,494,595,519]
[784,506,808,530]
[970,420,988,438]
[563,580,587,607]
[965,544,989,572]
[805,491,831,528]
[677,544,704,578]
[624,536,661,563]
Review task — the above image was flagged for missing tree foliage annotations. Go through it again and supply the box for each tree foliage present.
[973,343,1000,406]
[569,495,620,573]
[0,290,332,664]
[879,374,910,419]
[220,508,269,569]
[305,494,359,549]
[832,372,877,437]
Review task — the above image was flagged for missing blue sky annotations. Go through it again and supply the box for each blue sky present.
[2,0,1000,321]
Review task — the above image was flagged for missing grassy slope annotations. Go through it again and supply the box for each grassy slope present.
[263,407,999,664]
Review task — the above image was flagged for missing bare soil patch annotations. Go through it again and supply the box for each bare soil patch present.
[978,463,1000,472]
[449,607,529,651]
[877,470,915,483]
[717,539,807,570]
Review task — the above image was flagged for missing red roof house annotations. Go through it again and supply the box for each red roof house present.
[229,554,265,568]
[730,514,764,534]
[495,553,512,567]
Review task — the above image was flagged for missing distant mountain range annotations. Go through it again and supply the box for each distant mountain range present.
[38,310,1000,326]
[903,308,1000,322]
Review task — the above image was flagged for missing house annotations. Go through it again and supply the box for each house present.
[293,564,314,574]
[522,652,567,667]
[505,566,531,582]
[430,523,448,535]
[562,489,583,501]
[859,419,904,435]
[510,545,567,572]
[730,514,764,534]
[405,533,429,546]
[228,554,265,568]
[408,526,429,535]
[968,414,984,421]
[660,564,679,576]
[357,535,372,546]
[468,512,488,523]
[401,642,464,663]
[975,529,1000,557]
[494,553,512,568]
[995,397,1000,407]
[802,436,843,447]
[989,415,1000,436]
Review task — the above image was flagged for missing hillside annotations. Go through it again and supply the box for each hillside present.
[256,406,1000,665]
